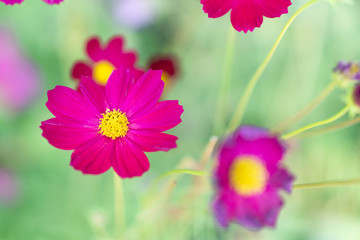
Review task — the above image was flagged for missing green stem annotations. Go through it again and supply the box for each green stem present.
[214,26,236,135]
[272,81,337,133]
[227,0,320,133]
[299,116,360,137]
[281,105,349,139]
[294,178,360,189]
[158,169,208,180]
[113,172,125,240]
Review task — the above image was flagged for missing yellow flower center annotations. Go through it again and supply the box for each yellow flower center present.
[229,156,268,196]
[92,61,115,86]
[98,109,129,139]
[161,72,171,85]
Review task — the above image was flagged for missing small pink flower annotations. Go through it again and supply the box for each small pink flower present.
[0,0,63,5]
[148,55,179,93]
[201,0,292,33]
[71,36,144,87]
[213,126,294,229]
[40,68,183,178]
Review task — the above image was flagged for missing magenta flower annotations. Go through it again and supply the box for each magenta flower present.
[71,36,144,87]
[200,0,292,33]
[213,126,294,229]
[0,28,41,112]
[0,0,63,5]
[148,55,179,93]
[40,68,183,178]
[353,85,360,107]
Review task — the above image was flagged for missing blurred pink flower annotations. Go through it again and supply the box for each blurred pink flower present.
[0,168,18,205]
[71,36,144,87]
[213,126,294,229]
[0,0,63,5]
[113,0,157,30]
[0,28,41,112]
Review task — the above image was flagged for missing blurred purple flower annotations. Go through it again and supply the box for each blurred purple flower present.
[113,0,157,30]
[0,28,41,112]
[0,168,18,205]
[333,61,360,85]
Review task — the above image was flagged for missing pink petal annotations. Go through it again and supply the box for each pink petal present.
[129,100,183,132]
[46,86,100,125]
[79,76,109,113]
[70,136,112,174]
[230,0,263,33]
[42,0,63,4]
[213,191,236,227]
[200,0,233,18]
[40,118,99,150]
[240,190,284,229]
[105,37,124,58]
[258,0,291,18]
[0,0,24,5]
[123,70,164,118]
[270,168,294,193]
[86,37,104,62]
[71,61,92,80]
[127,130,178,152]
[112,138,150,178]
[105,69,134,110]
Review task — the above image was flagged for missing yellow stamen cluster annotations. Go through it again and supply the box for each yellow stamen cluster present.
[92,61,115,86]
[98,109,129,139]
[229,156,268,196]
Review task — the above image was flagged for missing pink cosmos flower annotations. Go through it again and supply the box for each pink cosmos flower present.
[148,55,179,94]
[71,36,144,87]
[0,0,63,5]
[0,28,41,112]
[213,126,294,229]
[201,0,292,33]
[40,68,183,178]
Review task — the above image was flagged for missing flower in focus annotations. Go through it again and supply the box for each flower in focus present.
[71,36,144,87]
[40,68,183,178]
[213,126,294,229]
[333,61,360,87]
[148,55,179,94]
[0,0,63,5]
[113,0,157,30]
[0,168,18,205]
[200,0,292,33]
[0,28,41,113]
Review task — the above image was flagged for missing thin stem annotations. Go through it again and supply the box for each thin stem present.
[281,105,349,139]
[158,169,208,180]
[294,178,360,189]
[227,0,320,133]
[214,26,236,135]
[272,81,337,133]
[299,116,360,137]
[113,172,126,240]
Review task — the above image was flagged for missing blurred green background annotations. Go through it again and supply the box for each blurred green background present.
[1,0,360,239]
